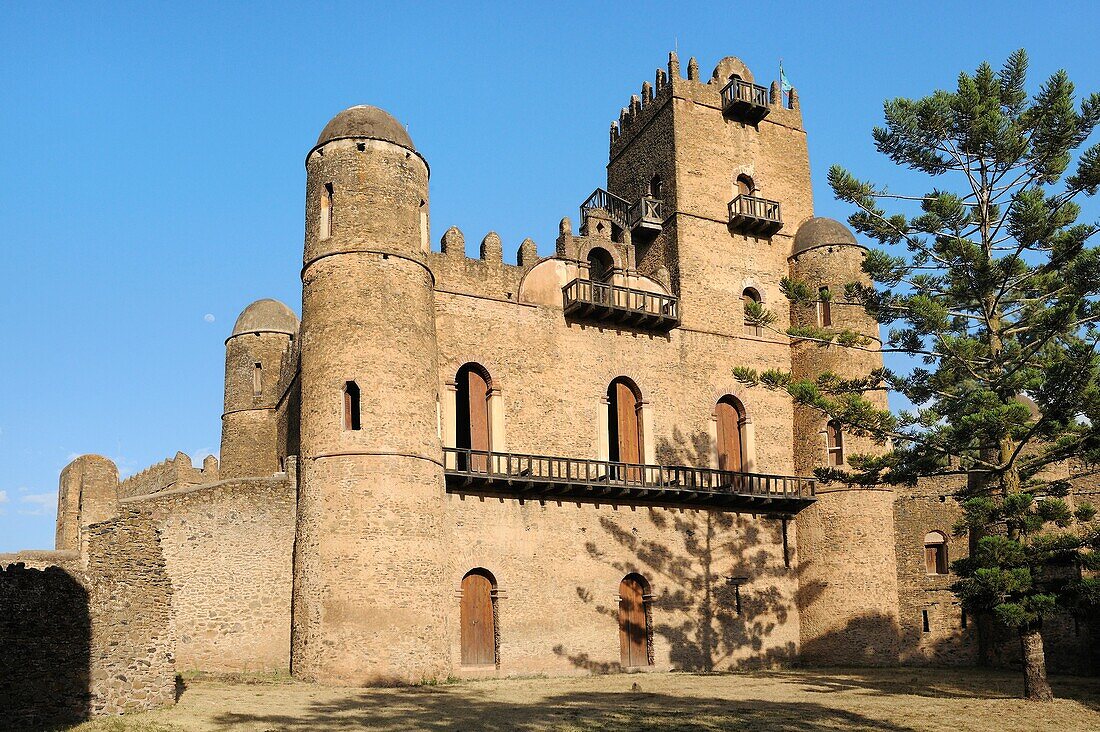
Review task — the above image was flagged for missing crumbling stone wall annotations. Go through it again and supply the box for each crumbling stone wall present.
[125,476,295,672]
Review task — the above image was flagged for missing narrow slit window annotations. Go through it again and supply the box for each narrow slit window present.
[826,420,844,466]
[343,381,361,431]
[819,287,832,326]
[961,610,967,629]
[252,362,262,397]
[320,182,334,240]
[921,609,930,633]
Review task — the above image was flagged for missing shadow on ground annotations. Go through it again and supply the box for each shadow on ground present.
[210,687,917,731]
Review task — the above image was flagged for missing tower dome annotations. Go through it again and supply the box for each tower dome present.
[230,298,299,338]
[315,105,415,151]
[792,217,861,257]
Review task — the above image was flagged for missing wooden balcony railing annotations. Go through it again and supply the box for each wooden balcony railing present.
[728,194,783,235]
[563,278,680,330]
[443,447,816,513]
[627,196,664,234]
[580,188,630,229]
[720,78,771,123]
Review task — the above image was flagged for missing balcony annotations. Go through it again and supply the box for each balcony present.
[721,78,770,124]
[563,278,680,330]
[627,195,664,235]
[580,188,630,229]
[728,194,783,235]
[444,447,816,514]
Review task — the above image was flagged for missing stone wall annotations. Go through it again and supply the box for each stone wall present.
[118,451,219,499]
[124,476,296,672]
[0,554,90,730]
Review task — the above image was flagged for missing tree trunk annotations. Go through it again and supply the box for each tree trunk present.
[1020,627,1054,701]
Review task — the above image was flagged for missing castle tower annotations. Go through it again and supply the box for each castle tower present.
[788,217,901,664]
[292,106,451,683]
[605,54,813,336]
[219,299,298,478]
[56,454,119,556]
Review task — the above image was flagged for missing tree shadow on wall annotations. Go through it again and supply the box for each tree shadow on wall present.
[556,428,823,673]
[211,687,919,732]
[0,563,91,731]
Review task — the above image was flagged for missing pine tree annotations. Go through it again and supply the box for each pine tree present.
[736,50,1100,700]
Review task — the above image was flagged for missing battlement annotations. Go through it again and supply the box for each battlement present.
[118,451,219,499]
[610,51,802,153]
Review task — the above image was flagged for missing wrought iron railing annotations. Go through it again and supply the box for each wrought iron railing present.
[627,196,664,229]
[580,188,631,229]
[728,194,782,231]
[563,278,679,326]
[443,447,816,502]
[720,78,770,110]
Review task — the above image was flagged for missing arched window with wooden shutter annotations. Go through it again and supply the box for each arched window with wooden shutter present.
[742,287,762,336]
[456,364,492,472]
[607,377,644,480]
[924,531,949,575]
[826,419,844,466]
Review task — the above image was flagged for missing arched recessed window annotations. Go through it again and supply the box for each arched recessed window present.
[819,286,832,327]
[736,174,755,198]
[587,247,615,283]
[715,396,746,473]
[618,573,652,668]
[320,182,334,240]
[924,531,949,575]
[343,381,361,431]
[649,174,663,199]
[460,568,497,667]
[456,363,492,471]
[419,199,428,253]
[826,420,843,466]
[253,362,263,397]
[742,288,762,336]
[608,377,644,479]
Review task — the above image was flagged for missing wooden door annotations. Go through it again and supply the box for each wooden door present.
[716,400,743,473]
[612,381,642,481]
[460,573,495,666]
[619,576,648,667]
[467,369,491,472]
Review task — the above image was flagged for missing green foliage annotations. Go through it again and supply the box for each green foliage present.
[744,50,1100,644]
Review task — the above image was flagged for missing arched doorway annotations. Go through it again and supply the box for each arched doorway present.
[715,396,746,473]
[618,574,651,668]
[587,247,615,283]
[460,569,497,667]
[736,174,755,198]
[456,363,492,472]
[608,377,644,480]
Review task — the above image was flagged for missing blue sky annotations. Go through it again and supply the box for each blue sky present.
[2,1,1098,551]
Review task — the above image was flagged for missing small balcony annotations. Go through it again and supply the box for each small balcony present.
[563,278,680,331]
[627,196,664,236]
[721,78,771,124]
[444,447,816,514]
[580,188,630,229]
[728,194,783,235]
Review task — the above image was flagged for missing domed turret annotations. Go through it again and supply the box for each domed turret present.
[314,105,416,152]
[220,299,297,479]
[791,216,862,257]
[294,104,448,683]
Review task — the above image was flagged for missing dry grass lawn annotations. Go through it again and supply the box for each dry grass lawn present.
[67,667,1100,731]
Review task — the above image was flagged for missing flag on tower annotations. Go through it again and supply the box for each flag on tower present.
[780,60,793,94]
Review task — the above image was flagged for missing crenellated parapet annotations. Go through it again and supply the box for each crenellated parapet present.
[429,226,544,301]
[118,451,219,499]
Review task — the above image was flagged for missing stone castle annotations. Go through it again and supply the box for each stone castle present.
[1,52,1094,724]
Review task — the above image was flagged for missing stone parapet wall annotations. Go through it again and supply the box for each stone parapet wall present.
[118,450,218,499]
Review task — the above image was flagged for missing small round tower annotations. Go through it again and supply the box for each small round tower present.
[293,106,450,683]
[220,299,298,479]
[789,217,901,664]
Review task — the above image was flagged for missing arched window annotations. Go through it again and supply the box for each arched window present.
[924,531,949,575]
[819,286,832,327]
[649,174,663,199]
[826,420,843,466]
[618,573,652,668]
[456,364,492,471]
[460,568,497,667]
[715,396,746,473]
[742,288,762,336]
[608,377,644,479]
[736,174,755,198]
[320,182,333,240]
[343,381,361,431]
[587,247,615,283]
